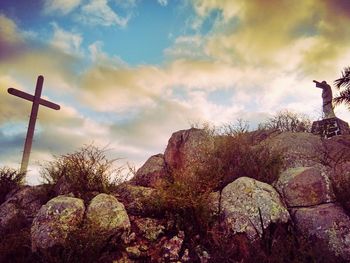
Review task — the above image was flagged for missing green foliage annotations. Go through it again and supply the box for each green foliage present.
[0,167,24,204]
[40,145,122,202]
[334,66,350,107]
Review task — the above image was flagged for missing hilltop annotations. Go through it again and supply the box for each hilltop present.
[1,124,350,262]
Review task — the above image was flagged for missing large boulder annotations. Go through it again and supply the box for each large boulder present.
[0,185,52,235]
[292,203,350,261]
[130,154,170,188]
[275,166,335,207]
[263,132,323,169]
[31,196,85,252]
[164,128,214,171]
[86,193,130,238]
[221,177,290,239]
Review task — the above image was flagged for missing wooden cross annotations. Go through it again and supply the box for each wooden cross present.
[8,75,60,175]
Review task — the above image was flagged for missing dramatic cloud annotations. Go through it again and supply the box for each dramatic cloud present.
[2,2,350,185]
[190,0,350,77]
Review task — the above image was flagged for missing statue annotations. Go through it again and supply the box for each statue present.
[311,80,350,138]
[313,80,336,119]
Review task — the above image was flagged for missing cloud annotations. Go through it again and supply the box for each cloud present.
[50,23,83,55]
[0,14,25,60]
[157,0,168,7]
[164,35,207,59]
[43,0,82,15]
[2,3,350,186]
[190,0,350,76]
[114,0,137,9]
[78,0,129,27]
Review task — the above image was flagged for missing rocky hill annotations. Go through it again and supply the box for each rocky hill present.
[1,128,350,262]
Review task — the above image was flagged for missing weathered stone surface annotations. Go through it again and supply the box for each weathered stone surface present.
[164,128,214,171]
[31,196,85,252]
[6,185,51,219]
[0,185,51,235]
[130,154,170,188]
[292,203,350,261]
[0,202,24,236]
[86,193,130,238]
[264,132,323,169]
[275,166,335,207]
[133,217,165,241]
[221,177,290,239]
[115,184,161,216]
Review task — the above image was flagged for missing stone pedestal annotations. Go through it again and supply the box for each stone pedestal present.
[311,117,350,138]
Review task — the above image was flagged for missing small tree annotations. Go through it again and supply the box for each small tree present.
[334,67,350,107]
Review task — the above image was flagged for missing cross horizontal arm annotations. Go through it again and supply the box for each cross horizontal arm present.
[8,88,60,110]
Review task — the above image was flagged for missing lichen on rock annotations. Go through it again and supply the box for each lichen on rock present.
[86,193,130,238]
[221,177,290,239]
[31,195,85,252]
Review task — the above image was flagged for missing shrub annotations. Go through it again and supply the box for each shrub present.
[212,134,284,188]
[204,219,319,263]
[0,167,24,204]
[40,145,122,202]
[155,126,284,259]
[258,110,312,132]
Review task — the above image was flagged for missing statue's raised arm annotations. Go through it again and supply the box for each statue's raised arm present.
[313,80,335,119]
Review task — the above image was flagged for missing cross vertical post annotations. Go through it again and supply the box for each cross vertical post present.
[7,75,60,175]
[20,76,43,174]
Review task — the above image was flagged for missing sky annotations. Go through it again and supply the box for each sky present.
[1,0,350,184]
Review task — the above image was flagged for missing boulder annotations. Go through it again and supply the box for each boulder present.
[164,128,214,171]
[275,166,335,207]
[6,185,51,218]
[130,154,170,188]
[114,184,161,216]
[292,203,350,261]
[221,177,290,239]
[0,202,24,236]
[31,196,85,252]
[0,185,52,235]
[86,193,130,238]
[263,132,323,169]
